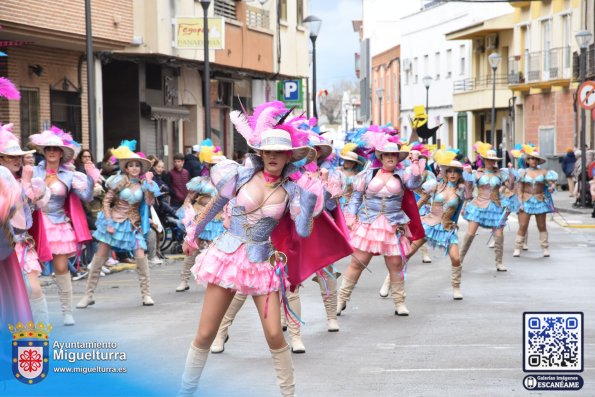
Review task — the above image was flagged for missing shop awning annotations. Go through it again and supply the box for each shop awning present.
[149,105,190,121]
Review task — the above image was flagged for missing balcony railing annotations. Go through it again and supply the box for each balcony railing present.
[246,5,270,29]
[508,46,572,85]
[453,74,509,93]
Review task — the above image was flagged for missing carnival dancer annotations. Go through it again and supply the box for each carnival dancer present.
[178,102,326,397]
[418,150,466,299]
[76,141,160,308]
[459,143,513,272]
[337,131,424,317]
[176,142,226,292]
[513,146,558,257]
[28,128,94,325]
[1,164,35,382]
[379,143,434,298]
[337,143,364,206]
[0,124,52,324]
[208,123,353,355]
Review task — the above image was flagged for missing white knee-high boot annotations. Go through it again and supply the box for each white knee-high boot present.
[211,293,247,353]
[379,274,391,298]
[177,343,210,397]
[270,345,296,397]
[54,273,75,326]
[316,272,339,332]
[30,295,49,325]
[286,291,305,353]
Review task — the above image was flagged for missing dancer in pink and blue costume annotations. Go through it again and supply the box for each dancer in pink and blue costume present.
[178,102,324,397]
[0,123,51,324]
[29,127,94,325]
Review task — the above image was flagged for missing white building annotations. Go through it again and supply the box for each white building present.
[399,1,512,150]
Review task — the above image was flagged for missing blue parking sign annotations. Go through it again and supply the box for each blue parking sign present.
[277,80,302,106]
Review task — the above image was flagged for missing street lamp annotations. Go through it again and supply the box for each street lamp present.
[422,75,432,111]
[488,52,501,149]
[201,0,212,138]
[303,15,322,120]
[575,30,593,208]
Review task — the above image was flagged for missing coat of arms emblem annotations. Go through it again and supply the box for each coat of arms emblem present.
[9,321,52,385]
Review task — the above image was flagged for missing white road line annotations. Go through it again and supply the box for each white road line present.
[362,367,595,373]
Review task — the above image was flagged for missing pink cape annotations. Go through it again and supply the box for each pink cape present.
[64,193,92,244]
[0,251,33,326]
[271,208,354,291]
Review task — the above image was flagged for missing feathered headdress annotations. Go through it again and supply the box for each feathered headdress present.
[0,122,35,156]
[111,140,152,173]
[433,149,457,166]
[229,101,315,163]
[29,126,79,163]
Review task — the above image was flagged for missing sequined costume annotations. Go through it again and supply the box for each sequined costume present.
[420,179,464,251]
[345,167,422,257]
[517,168,558,214]
[187,155,323,296]
[93,174,160,252]
[462,168,512,228]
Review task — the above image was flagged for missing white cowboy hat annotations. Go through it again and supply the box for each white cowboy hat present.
[479,149,502,161]
[32,135,76,163]
[523,151,547,165]
[375,142,409,162]
[439,159,464,170]
[309,133,333,160]
[339,151,362,165]
[248,128,316,163]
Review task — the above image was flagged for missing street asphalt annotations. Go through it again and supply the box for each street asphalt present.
[36,191,595,397]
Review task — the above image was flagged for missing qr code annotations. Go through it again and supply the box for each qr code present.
[523,312,583,372]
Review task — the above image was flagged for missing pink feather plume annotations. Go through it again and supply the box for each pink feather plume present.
[0,77,20,100]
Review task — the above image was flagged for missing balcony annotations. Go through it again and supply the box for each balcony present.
[572,44,595,80]
[452,74,510,112]
[454,74,508,93]
[508,47,572,90]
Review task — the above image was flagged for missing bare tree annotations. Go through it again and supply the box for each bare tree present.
[318,80,359,126]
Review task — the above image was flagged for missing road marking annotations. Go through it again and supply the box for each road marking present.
[362,367,595,373]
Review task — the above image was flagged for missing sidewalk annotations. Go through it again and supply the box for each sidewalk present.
[550,191,595,228]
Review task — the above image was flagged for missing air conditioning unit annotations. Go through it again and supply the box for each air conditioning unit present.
[474,38,485,53]
[486,34,499,50]
[403,59,412,71]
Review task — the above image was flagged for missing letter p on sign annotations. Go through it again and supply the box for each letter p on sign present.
[283,80,299,101]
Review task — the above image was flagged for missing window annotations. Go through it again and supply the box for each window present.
[413,57,418,84]
[435,51,441,79]
[459,44,466,75]
[423,54,429,76]
[280,0,287,21]
[146,63,162,90]
[562,14,571,68]
[446,49,452,78]
[541,19,552,72]
[393,74,398,102]
[213,0,237,20]
[19,88,39,141]
[296,0,303,25]
[405,68,410,85]
[50,90,82,143]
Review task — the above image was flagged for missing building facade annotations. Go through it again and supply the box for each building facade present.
[1,0,311,165]
[371,44,400,127]
[0,0,133,151]
[400,1,512,151]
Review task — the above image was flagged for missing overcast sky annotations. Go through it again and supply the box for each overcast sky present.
[309,0,361,90]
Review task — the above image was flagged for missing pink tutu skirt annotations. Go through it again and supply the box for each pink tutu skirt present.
[191,243,289,296]
[351,215,412,257]
[14,242,42,273]
[42,213,77,256]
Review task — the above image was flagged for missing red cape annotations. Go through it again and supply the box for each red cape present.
[402,189,425,242]
[271,208,354,291]
[29,210,52,262]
